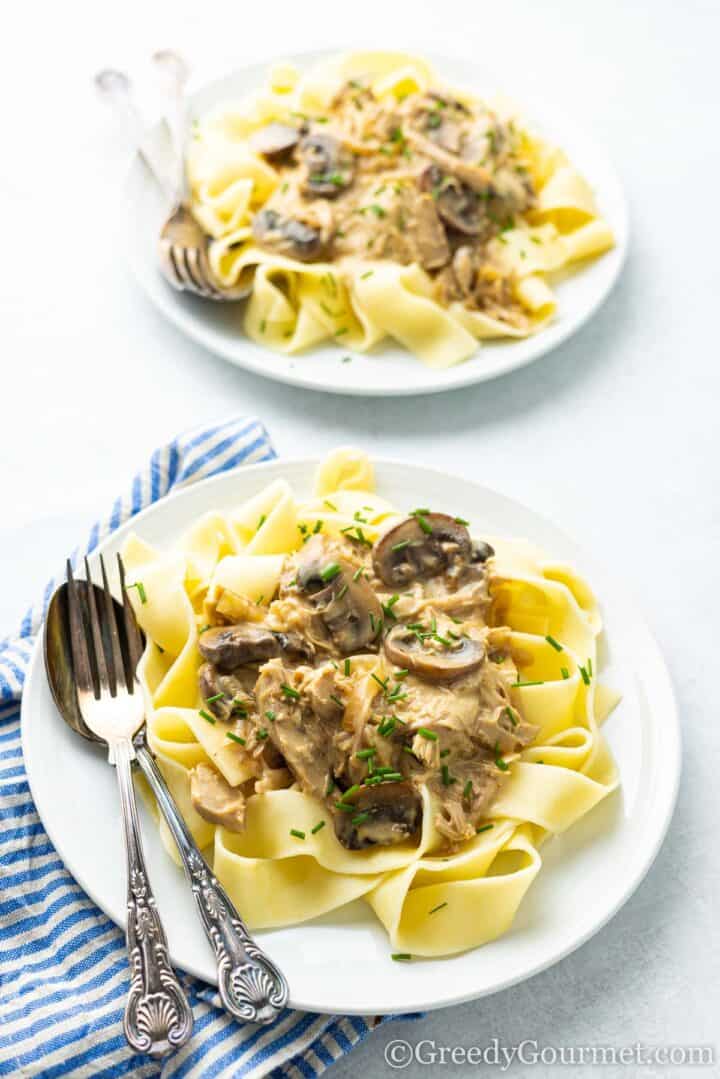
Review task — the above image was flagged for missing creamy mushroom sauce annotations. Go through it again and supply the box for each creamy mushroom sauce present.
[193,513,538,851]
[249,81,537,327]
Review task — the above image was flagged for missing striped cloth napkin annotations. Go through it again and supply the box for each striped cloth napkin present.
[0,416,401,1078]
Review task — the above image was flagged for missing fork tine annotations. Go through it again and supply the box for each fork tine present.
[169,246,192,290]
[187,247,220,299]
[66,560,96,697]
[100,554,126,695]
[118,554,144,683]
[84,557,111,694]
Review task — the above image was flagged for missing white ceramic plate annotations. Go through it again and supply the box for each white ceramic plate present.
[125,50,629,397]
[22,459,678,1015]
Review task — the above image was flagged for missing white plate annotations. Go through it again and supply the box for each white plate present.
[22,459,678,1015]
[125,50,629,397]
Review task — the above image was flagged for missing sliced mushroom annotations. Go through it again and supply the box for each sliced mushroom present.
[198,663,255,719]
[419,165,485,236]
[405,128,495,194]
[384,623,484,681]
[333,781,422,849]
[373,513,472,587]
[198,624,279,672]
[248,122,301,159]
[198,625,314,676]
[252,208,326,261]
[190,763,246,831]
[298,133,354,197]
[296,538,382,653]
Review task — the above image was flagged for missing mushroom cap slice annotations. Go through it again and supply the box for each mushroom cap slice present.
[334,781,422,849]
[419,165,485,236]
[248,122,301,159]
[373,512,472,587]
[197,624,280,672]
[251,208,326,262]
[298,133,355,197]
[296,538,382,653]
[384,623,484,681]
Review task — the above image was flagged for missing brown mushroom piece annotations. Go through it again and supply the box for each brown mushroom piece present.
[373,513,472,587]
[190,763,246,831]
[298,133,354,197]
[198,625,314,676]
[296,538,382,653]
[333,781,422,850]
[419,165,485,236]
[252,208,326,262]
[248,122,301,159]
[384,623,485,681]
[198,624,280,672]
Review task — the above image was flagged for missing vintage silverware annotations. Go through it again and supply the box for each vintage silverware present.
[95,58,251,302]
[44,555,289,1030]
[53,555,193,1056]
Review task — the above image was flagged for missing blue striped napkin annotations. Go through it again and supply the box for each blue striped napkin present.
[0,416,399,1078]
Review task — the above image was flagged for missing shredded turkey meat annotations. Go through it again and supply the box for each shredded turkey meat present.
[245,77,537,327]
[195,511,539,852]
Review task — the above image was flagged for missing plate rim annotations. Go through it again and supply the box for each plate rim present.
[124,47,630,398]
[21,456,680,1014]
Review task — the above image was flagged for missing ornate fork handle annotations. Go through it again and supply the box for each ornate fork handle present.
[115,739,194,1055]
[136,746,289,1024]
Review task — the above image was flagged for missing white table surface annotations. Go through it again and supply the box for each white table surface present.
[1,0,717,1074]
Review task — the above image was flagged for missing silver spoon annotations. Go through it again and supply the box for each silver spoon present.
[94,62,251,301]
[44,557,289,1027]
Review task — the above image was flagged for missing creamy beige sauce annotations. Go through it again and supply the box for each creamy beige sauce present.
[192,516,538,851]
[251,79,538,327]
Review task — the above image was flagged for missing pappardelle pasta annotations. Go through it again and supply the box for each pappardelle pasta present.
[188,51,615,368]
[123,449,620,958]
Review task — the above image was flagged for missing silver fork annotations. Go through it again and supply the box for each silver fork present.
[66,555,193,1057]
[95,59,251,302]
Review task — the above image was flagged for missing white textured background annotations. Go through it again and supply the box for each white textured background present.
[1,0,717,1075]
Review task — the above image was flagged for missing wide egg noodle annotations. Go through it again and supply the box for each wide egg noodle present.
[188,53,614,367]
[122,448,620,956]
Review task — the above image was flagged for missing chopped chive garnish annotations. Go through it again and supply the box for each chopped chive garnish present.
[391,539,411,552]
[265,710,276,721]
[394,668,408,679]
[352,566,364,581]
[391,953,412,962]
[356,747,376,760]
[494,742,509,771]
[476,823,494,834]
[325,777,335,796]
[290,829,306,840]
[504,707,517,727]
[587,657,593,676]
[281,683,300,700]
[312,519,323,534]
[415,513,432,534]
[320,562,341,582]
[378,717,396,737]
[579,665,591,686]
[205,693,225,704]
[336,583,348,600]
[463,780,473,800]
[454,516,470,526]
[511,680,545,688]
[561,667,570,680]
[439,748,450,758]
[311,820,326,834]
[429,901,447,915]
[417,727,438,741]
[256,728,269,740]
[351,812,370,825]
[545,634,562,652]
[335,801,355,812]
[129,581,147,604]
[257,514,267,531]
[360,270,374,279]
[339,784,360,804]
[199,709,216,725]
[226,732,246,745]
[324,499,338,511]
[344,658,351,676]
[330,694,344,709]
[441,764,456,786]
[371,673,389,691]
